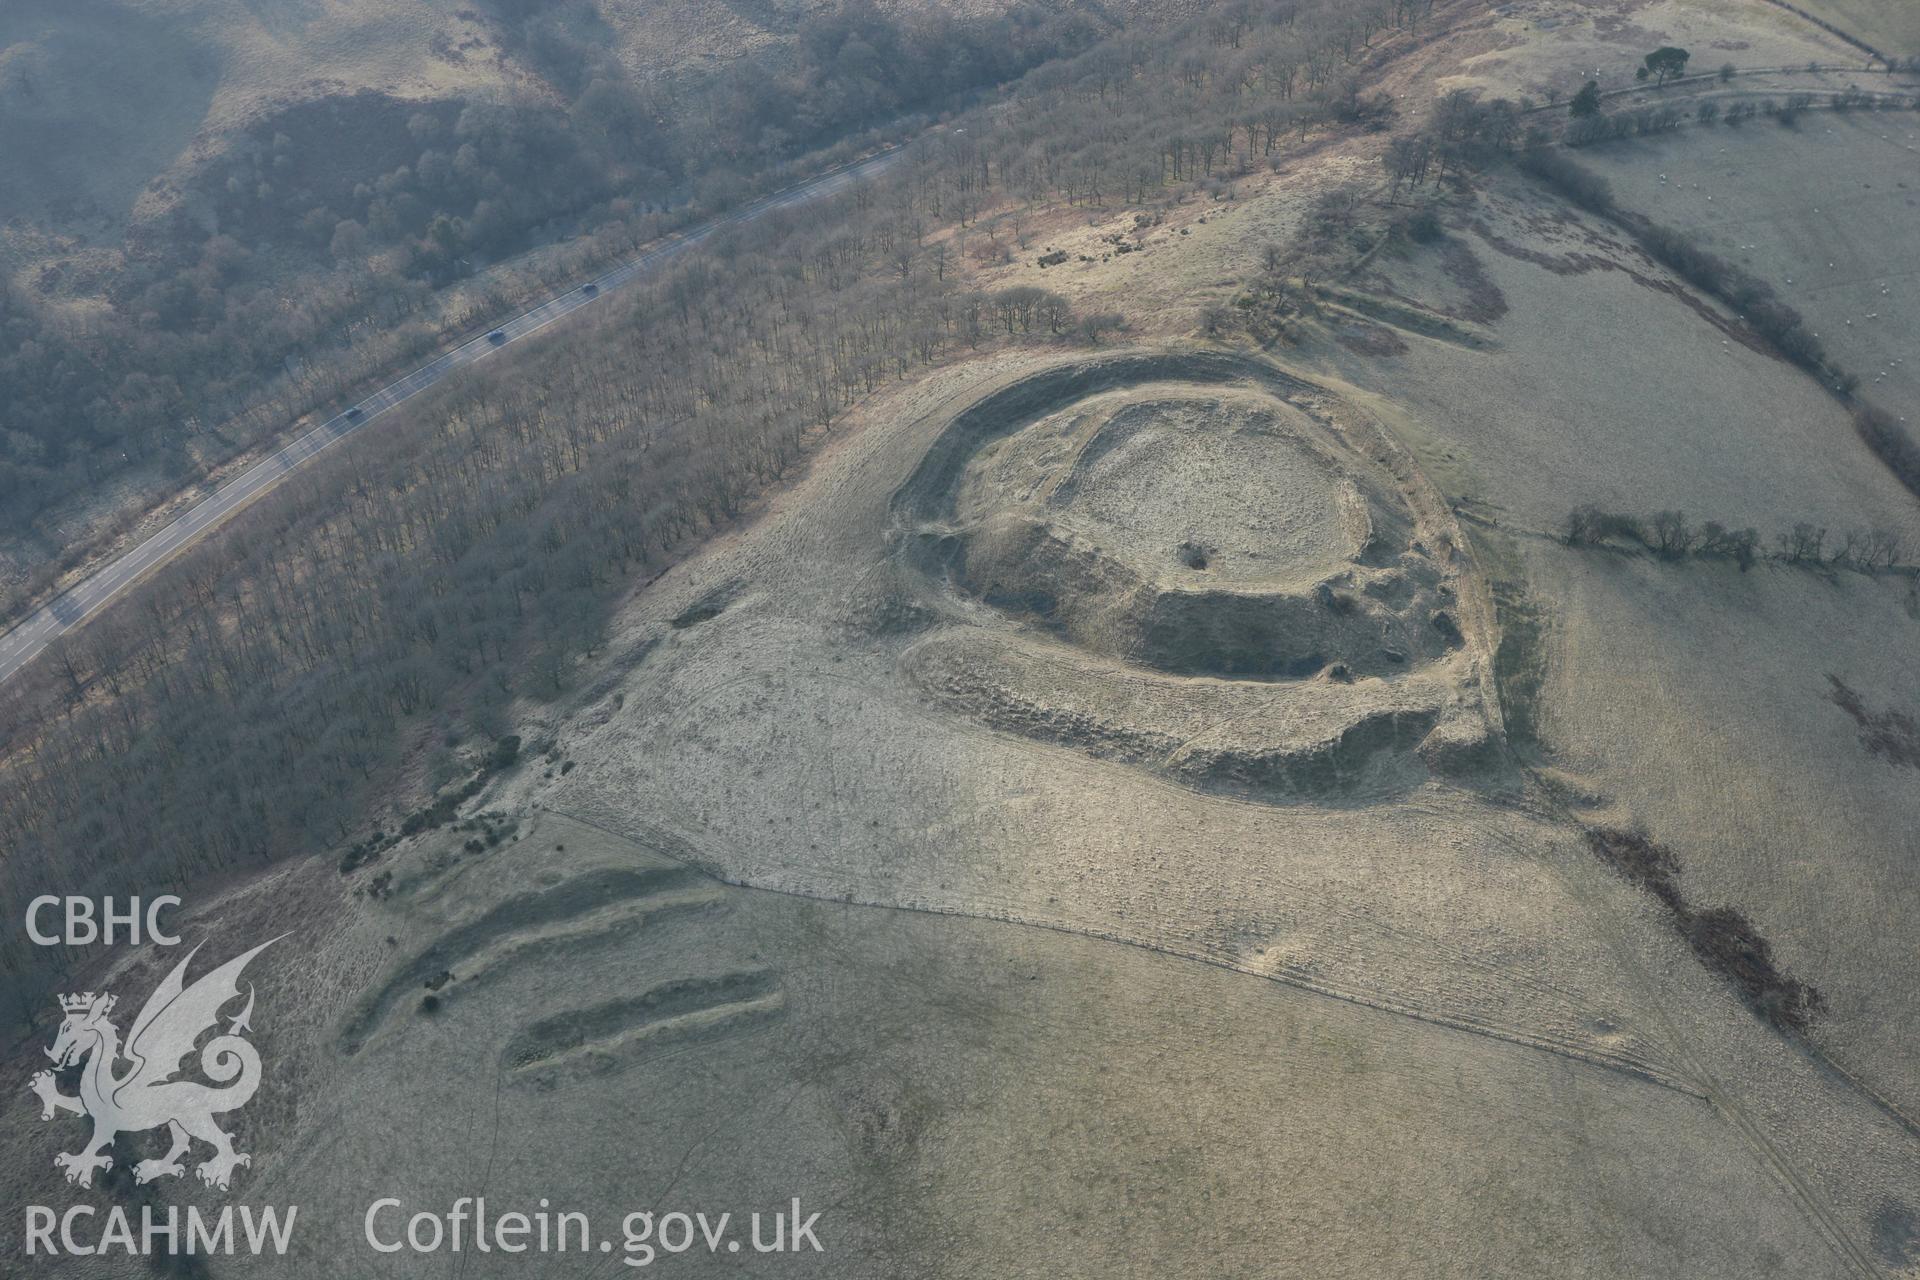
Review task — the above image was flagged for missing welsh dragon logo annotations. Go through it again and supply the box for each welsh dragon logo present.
[29,938,278,1192]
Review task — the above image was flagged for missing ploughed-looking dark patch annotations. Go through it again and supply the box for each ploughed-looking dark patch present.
[1827,674,1920,770]
[1586,828,1824,1036]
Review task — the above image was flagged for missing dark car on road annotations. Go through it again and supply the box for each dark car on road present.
[581,283,598,297]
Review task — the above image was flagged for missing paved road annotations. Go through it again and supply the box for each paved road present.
[0,147,902,687]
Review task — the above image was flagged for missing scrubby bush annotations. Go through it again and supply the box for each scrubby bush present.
[1564,507,1903,575]
[1405,207,1443,243]
[1650,510,1697,558]
[1865,527,1907,569]
[1563,505,1643,546]
[1078,311,1126,344]
[1516,148,1616,215]
[1695,521,1761,570]
[1775,93,1815,127]
[1630,105,1684,135]
[1778,522,1828,563]
[991,286,1075,336]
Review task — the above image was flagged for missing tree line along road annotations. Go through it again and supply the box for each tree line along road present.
[0,147,903,688]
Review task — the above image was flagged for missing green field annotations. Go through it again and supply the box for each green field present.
[1793,0,1920,56]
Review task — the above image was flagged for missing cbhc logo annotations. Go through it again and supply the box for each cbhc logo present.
[25,896,181,946]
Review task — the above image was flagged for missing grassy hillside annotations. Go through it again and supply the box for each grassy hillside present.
[2,814,1855,1276]
[1577,114,1920,442]
[1791,0,1920,57]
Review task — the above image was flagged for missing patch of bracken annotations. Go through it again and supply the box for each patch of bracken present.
[1586,828,1824,1035]
[1827,674,1920,770]
[1872,1201,1920,1270]
[1437,239,1508,324]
